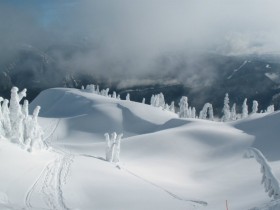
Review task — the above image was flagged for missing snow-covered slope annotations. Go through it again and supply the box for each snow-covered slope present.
[1,88,280,210]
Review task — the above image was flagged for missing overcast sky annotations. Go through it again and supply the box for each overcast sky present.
[1,0,280,84]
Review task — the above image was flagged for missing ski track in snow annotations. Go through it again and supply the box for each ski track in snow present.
[25,117,74,210]
[25,153,74,210]
[43,119,61,145]
[79,152,207,208]
[120,166,208,207]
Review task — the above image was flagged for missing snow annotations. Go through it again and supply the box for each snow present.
[1,87,280,210]
[265,73,279,82]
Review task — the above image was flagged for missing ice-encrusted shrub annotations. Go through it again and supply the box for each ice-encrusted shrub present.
[0,87,45,152]
[104,132,123,163]
[245,148,280,200]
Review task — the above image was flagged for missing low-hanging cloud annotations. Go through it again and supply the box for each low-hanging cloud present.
[1,0,280,88]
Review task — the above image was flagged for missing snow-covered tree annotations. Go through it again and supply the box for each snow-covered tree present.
[85,84,96,93]
[150,95,155,106]
[158,93,165,108]
[0,87,45,152]
[113,133,123,163]
[100,88,110,97]
[164,104,170,111]
[112,91,117,99]
[252,100,258,114]
[245,148,280,200]
[22,100,29,118]
[242,98,248,119]
[179,96,190,118]
[150,93,165,109]
[199,103,214,121]
[142,98,145,104]
[230,103,237,121]
[191,107,196,118]
[222,93,231,122]
[266,105,275,113]
[96,85,100,94]
[170,101,175,113]
[126,93,130,101]
[104,132,123,163]
[9,87,26,143]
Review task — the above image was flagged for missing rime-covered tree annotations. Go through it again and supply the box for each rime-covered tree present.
[9,87,26,143]
[179,96,190,118]
[222,93,231,122]
[86,84,95,93]
[246,148,280,200]
[158,93,165,108]
[105,133,113,162]
[266,105,274,113]
[164,104,170,111]
[0,87,45,152]
[199,103,214,121]
[252,100,258,114]
[2,99,11,137]
[191,107,196,118]
[104,132,123,163]
[242,98,248,119]
[112,91,117,99]
[230,103,237,121]
[170,101,175,113]
[150,95,155,106]
[113,133,123,163]
[126,93,130,101]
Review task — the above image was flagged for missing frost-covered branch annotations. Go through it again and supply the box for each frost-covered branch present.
[245,147,280,200]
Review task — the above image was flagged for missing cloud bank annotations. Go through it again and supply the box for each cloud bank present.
[1,0,280,87]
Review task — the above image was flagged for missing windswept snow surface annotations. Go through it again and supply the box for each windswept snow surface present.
[1,88,280,210]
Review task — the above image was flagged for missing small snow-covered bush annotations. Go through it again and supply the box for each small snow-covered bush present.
[104,132,123,163]
[0,87,45,152]
[245,148,280,200]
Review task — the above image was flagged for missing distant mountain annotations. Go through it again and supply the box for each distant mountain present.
[1,44,280,116]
